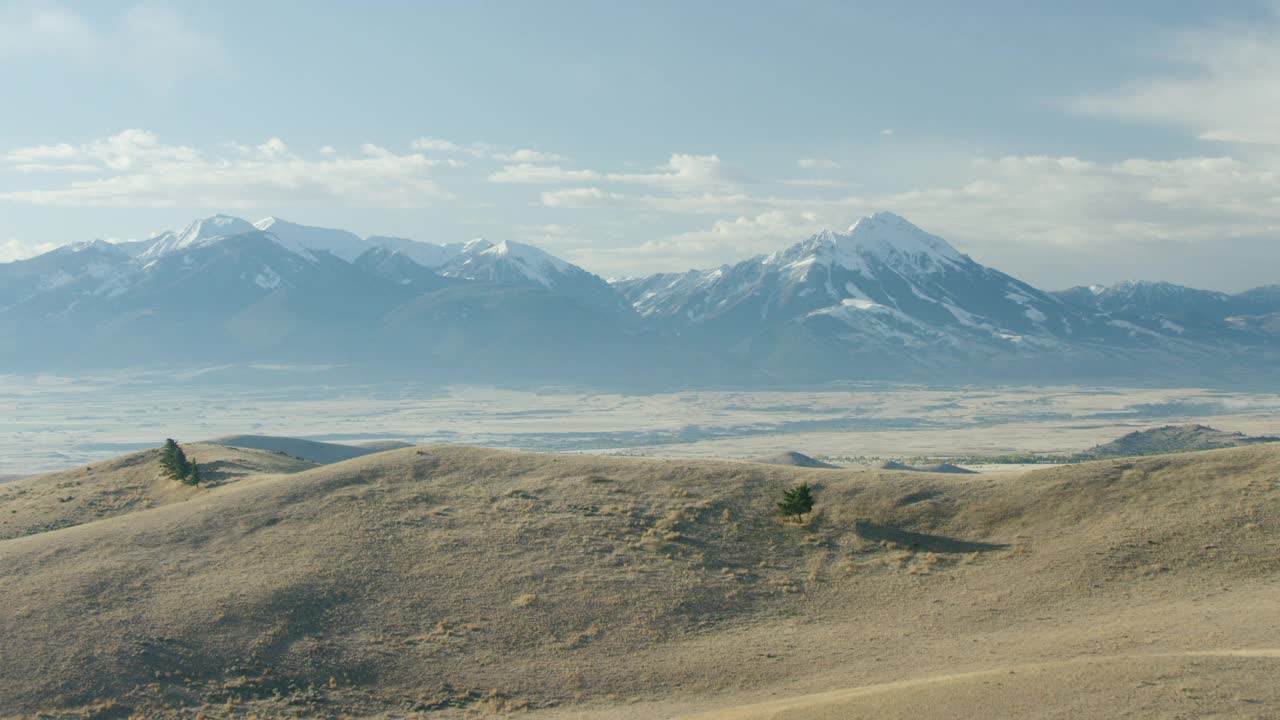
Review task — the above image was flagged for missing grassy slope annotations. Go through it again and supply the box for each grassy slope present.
[1,444,1278,718]
[0,443,315,541]
[1086,423,1279,458]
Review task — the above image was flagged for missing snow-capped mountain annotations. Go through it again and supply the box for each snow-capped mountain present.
[1057,281,1233,316]
[0,214,642,377]
[442,238,633,313]
[253,217,368,261]
[619,212,1101,351]
[365,236,462,268]
[0,239,135,311]
[1,211,1275,384]
[138,214,258,259]
[353,246,456,292]
[442,239,571,286]
[1055,280,1280,341]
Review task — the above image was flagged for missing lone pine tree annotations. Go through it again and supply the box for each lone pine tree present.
[160,438,200,486]
[778,482,815,522]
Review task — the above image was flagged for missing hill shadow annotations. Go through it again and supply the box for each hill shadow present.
[855,520,1008,554]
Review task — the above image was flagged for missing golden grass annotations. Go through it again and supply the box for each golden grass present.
[1,443,1278,718]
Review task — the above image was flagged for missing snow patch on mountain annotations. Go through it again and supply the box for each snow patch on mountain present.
[140,215,257,259]
[366,236,461,268]
[443,239,574,289]
[253,266,283,290]
[253,217,367,261]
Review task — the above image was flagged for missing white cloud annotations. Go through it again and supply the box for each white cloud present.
[0,2,222,85]
[491,152,750,190]
[410,137,495,156]
[513,223,591,250]
[0,1,98,59]
[1066,20,1280,145]
[539,187,626,208]
[568,211,826,276]
[879,128,895,136]
[606,153,751,189]
[410,137,553,163]
[557,145,1280,284]
[0,237,60,262]
[488,164,600,184]
[504,148,563,163]
[0,130,454,208]
[797,157,842,169]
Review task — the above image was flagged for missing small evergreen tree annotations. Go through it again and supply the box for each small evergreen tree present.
[159,438,199,485]
[160,438,183,478]
[184,458,201,486]
[777,482,815,522]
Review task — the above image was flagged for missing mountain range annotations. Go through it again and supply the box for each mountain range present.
[1,211,1276,386]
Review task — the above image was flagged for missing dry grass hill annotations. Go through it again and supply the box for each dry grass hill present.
[0,443,315,541]
[749,451,840,469]
[1085,423,1279,458]
[2,442,1278,718]
[206,435,415,465]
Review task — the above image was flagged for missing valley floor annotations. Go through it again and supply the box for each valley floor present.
[5,371,1280,476]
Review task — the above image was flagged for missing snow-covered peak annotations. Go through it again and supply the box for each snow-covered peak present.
[444,238,579,288]
[766,212,964,277]
[461,238,494,254]
[64,239,119,254]
[251,217,366,261]
[366,236,462,268]
[140,214,256,259]
[485,239,569,266]
[841,212,964,265]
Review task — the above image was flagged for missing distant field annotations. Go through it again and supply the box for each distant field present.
[2,369,1279,476]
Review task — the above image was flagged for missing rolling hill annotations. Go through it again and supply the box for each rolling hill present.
[205,434,414,465]
[2,443,1278,718]
[1084,424,1280,458]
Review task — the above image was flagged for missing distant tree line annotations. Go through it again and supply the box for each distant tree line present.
[161,439,200,485]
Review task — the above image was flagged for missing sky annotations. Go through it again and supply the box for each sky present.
[1,0,1278,291]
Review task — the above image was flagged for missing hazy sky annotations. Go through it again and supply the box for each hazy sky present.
[1,0,1278,290]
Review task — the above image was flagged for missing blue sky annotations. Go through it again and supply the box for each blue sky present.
[1,0,1278,290]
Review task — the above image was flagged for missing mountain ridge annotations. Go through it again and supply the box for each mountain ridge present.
[2,211,1277,385]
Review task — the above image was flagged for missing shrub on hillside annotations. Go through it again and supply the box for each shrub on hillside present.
[778,482,815,522]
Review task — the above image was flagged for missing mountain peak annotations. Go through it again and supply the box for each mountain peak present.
[248,217,367,261]
[252,216,286,230]
[444,238,582,288]
[66,239,117,254]
[842,212,964,264]
[846,210,911,232]
[462,238,494,254]
[184,214,255,237]
[139,215,257,259]
[767,212,964,276]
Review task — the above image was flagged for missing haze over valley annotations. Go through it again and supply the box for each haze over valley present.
[3,2,1279,718]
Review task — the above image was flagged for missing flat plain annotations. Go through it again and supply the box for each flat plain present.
[4,369,1280,477]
